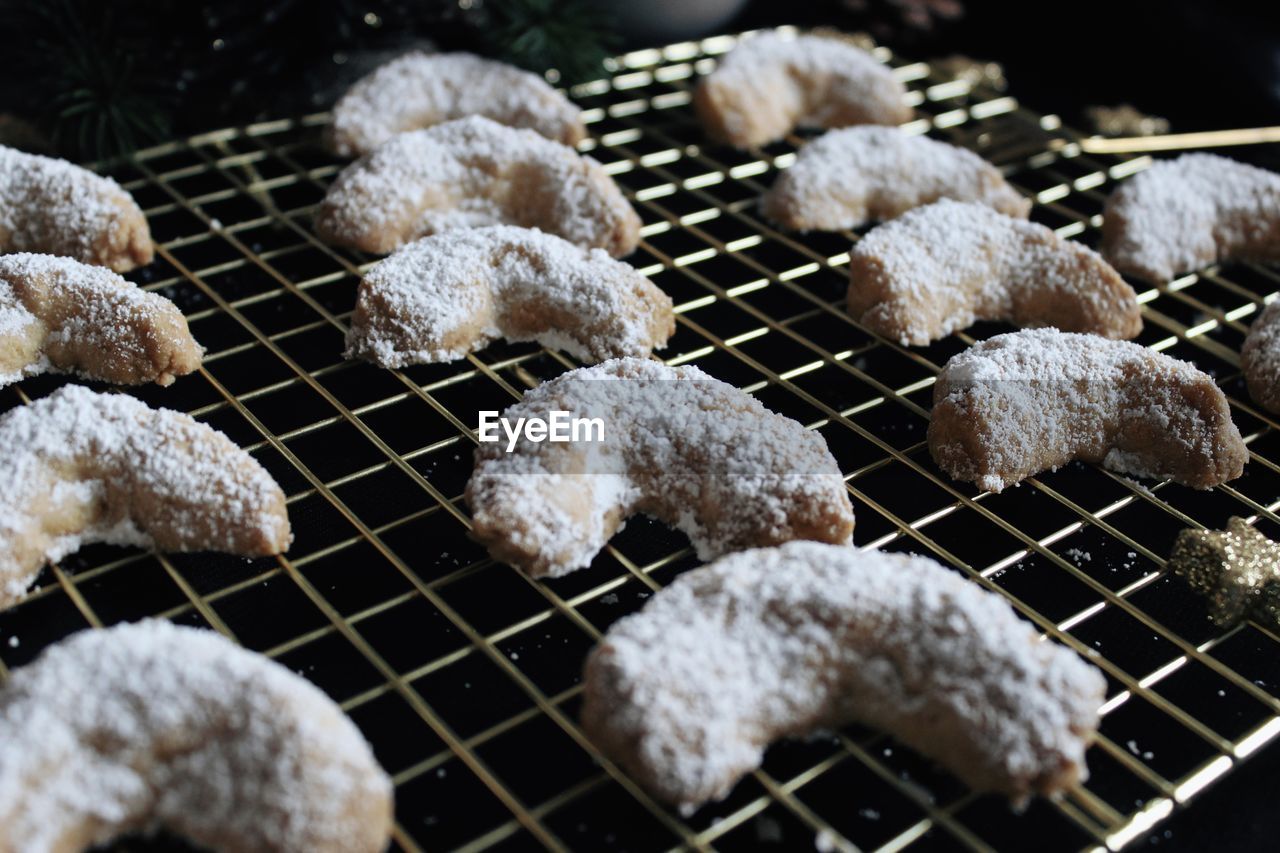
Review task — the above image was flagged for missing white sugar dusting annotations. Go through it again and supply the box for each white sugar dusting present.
[1242,300,1280,413]
[0,145,148,268]
[582,542,1106,810]
[316,116,638,256]
[345,226,672,365]
[0,620,391,851]
[698,33,910,147]
[848,199,1138,345]
[929,329,1247,492]
[466,357,854,577]
[0,385,290,606]
[328,51,584,156]
[762,126,1029,230]
[1102,153,1280,283]
[0,253,201,386]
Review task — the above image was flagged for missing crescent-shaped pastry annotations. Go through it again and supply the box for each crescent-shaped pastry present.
[582,541,1106,811]
[465,357,854,578]
[345,226,673,366]
[694,32,911,149]
[0,620,392,852]
[928,329,1248,492]
[0,144,152,272]
[1242,300,1280,414]
[847,199,1141,345]
[0,253,202,387]
[315,116,640,257]
[761,126,1030,231]
[1102,153,1280,284]
[0,385,292,609]
[327,51,587,157]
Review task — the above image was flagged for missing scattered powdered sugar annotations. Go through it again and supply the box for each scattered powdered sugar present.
[581,541,1106,810]
[328,51,585,156]
[345,225,672,365]
[0,620,391,851]
[814,828,840,852]
[315,115,639,256]
[1242,299,1280,413]
[0,385,291,606]
[465,357,854,578]
[1102,153,1280,284]
[848,199,1139,345]
[0,144,149,269]
[0,253,201,387]
[762,126,1030,230]
[929,329,1247,492]
[697,32,911,148]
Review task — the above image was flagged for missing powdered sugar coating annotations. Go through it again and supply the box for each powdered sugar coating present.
[328,51,586,157]
[1242,300,1280,413]
[315,116,640,257]
[761,126,1030,231]
[929,329,1247,492]
[346,226,673,366]
[0,253,202,387]
[0,385,291,608]
[848,199,1141,345]
[694,32,911,149]
[0,620,392,851]
[1102,153,1280,283]
[582,541,1106,810]
[0,144,152,272]
[466,357,854,577]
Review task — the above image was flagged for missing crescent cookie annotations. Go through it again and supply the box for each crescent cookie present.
[928,329,1248,492]
[327,51,587,157]
[582,541,1106,811]
[0,253,201,387]
[0,144,152,272]
[848,199,1141,345]
[345,226,674,366]
[0,620,392,852]
[762,126,1029,231]
[315,116,640,257]
[0,385,292,609]
[465,357,854,578]
[1102,154,1280,284]
[694,32,911,149]
[1242,300,1280,414]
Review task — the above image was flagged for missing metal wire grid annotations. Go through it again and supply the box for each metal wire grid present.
[4,26,1280,852]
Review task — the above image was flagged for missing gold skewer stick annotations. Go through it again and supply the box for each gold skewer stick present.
[1073,126,1280,154]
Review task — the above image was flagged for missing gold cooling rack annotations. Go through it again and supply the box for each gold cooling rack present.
[7,26,1280,853]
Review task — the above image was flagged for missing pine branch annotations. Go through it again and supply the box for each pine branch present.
[486,0,619,84]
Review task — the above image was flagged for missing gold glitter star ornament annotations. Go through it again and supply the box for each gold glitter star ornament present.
[1170,517,1280,630]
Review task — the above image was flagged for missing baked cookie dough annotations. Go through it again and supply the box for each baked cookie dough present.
[582,541,1106,811]
[1102,153,1280,284]
[315,116,640,257]
[928,329,1247,492]
[0,144,152,272]
[0,620,392,852]
[328,51,586,156]
[761,126,1029,231]
[848,200,1141,345]
[694,32,911,149]
[0,385,292,609]
[0,253,201,387]
[1243,300,1280,413]
[345,226,673,366]
[466,357,854,577]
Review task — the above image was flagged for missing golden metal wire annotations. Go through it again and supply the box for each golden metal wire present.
[1070,127,1280,154]
[2,26,1279,852]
